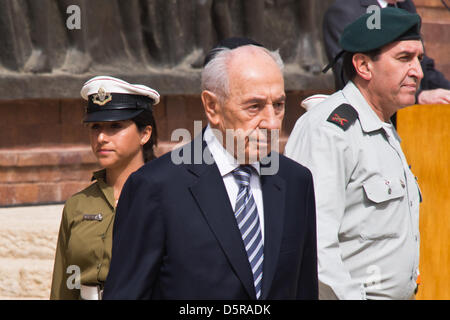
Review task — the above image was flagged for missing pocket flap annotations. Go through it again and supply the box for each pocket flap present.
[363,177,405,204]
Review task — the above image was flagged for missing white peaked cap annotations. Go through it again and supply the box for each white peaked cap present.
[80,75,160,105]
[301,94,329,111]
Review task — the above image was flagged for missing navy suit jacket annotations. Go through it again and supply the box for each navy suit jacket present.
[323,0,450,91]
[103,133,318,300]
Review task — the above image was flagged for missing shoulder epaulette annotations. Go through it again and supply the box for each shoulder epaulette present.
[326,103,358,131]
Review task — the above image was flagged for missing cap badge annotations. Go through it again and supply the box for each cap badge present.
[92,87,112,106]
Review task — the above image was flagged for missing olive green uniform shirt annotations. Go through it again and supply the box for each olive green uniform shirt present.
[50,169,115,299]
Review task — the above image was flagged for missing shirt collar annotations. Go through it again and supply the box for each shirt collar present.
[91,169,116,209]
[204,124,260,177]
[381,121,402,143]
[342,81,385,133]
[91,168,106,181]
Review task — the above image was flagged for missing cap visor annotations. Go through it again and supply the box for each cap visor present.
[84,109,144,122]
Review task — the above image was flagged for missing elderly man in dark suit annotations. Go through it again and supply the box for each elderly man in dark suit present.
[323,0,450,105]
[103,44,318,300]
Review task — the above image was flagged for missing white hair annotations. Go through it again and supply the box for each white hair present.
[201,45,284,105]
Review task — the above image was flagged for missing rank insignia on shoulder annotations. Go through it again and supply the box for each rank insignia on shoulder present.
[327,103,358,131]
[82,213,103,221]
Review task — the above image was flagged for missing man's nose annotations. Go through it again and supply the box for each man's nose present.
[409,57,424,82]
[260,104,283,130]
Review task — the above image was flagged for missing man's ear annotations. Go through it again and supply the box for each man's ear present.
[201,90,221,126]
[353,53,372,81]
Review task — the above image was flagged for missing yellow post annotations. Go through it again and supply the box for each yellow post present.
[397,104,450,300]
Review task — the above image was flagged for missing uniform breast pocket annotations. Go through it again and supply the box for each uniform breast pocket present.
[361,177,406,240]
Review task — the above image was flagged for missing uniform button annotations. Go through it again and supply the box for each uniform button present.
[410,201,413,207]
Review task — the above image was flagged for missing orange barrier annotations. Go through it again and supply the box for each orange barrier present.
[397,104,450,300]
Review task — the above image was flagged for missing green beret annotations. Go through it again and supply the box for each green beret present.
[340,7,421,53]
[323,7,421,73]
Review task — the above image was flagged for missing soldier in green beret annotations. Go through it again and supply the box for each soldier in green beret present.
[50,76,160,299]
[286,7,423,299]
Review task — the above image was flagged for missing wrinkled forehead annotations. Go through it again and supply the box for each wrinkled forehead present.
[222,46,284,101]
[228,47,282,79]
[380,39,424,56]
[228,45,275,66]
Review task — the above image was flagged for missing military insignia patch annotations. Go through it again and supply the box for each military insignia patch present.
[92,87,112,106]
[327,103,358,131]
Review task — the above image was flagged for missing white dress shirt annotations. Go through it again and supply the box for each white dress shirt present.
[204,125,265,240]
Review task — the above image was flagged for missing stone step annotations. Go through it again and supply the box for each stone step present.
[0,205,63,299]
[0,204,62,260]
[0,258,53,299]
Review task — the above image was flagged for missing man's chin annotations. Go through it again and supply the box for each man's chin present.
[397,92,417,108]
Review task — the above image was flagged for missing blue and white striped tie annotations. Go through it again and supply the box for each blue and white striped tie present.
[232,165,264,299]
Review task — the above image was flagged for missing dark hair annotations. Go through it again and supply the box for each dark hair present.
[342,48,381,84]
[131,108,158,162]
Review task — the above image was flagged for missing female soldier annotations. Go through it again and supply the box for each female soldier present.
[50,76,160,299]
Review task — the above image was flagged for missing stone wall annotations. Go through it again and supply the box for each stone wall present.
[0,204,62,299]
[415,0,450,77]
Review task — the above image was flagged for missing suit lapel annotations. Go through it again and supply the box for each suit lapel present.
[186,136,287,299]
[260,160,286,299]
[187,139,256,299]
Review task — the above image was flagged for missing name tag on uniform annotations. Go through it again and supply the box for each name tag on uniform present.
[82,213,103,221]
